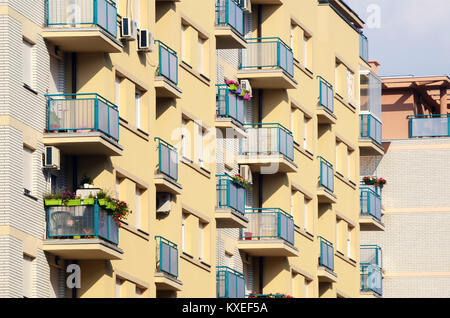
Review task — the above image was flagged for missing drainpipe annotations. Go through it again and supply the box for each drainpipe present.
[71,53,78,190]
[257,4,263,295]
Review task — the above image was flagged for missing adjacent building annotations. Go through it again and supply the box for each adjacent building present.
[360,71,450,297]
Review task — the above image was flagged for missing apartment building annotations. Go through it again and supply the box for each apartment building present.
[0,0,380,298]
[360,71,450,297]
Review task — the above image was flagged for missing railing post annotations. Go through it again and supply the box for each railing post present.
[93,0,98,25]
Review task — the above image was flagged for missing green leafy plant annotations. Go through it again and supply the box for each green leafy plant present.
[80,174,93,186]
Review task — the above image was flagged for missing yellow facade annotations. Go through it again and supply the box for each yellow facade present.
[31,0,380,298]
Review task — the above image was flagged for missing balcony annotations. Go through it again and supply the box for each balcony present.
[360,114,384,156]
[238,208,298,257]
[155,236,182,291]
[237,38,297,89]
[318,236,337,282]
[360,245,383,297]
[360,186,384,231]
[43,93,122,156]
[42,201,122,260]
[217,266,246,298]
[215,0,247,49]
[215,84,247,138]
[408,114,450,138]
[317,157,336,203]
[155,40,182,99]
[359,33,369,63]
[238,123,297,174]
[42,0,121,53]
[216,175,249,228]
[317,76,336,124]
[154,138,182,195]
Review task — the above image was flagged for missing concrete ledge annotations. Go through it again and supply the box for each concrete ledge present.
[154,174,183,195]
[316,107,337,124]
[237,155,298,174]
[237,70,298,89]
[317,187,337,204]
[215,208,249,229]
[359,139,385,156]
[215,119,247,139]
[317,266,338,283]
[237,240,299,257]
[154,272,183,291]
[155,77,183,99]
[215,27,247,49]
[43,132,123,156]
[359,216,385,231]
[42,239,123,260]
[42,28,122,53]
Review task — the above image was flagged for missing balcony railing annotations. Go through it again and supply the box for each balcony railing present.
[46,201,119,245]
[318,76,334,114]
[318,156,334,192]
[155,236,178,278]
[239,37,294,78]
[360,186,382,222]
[216,84,246,125]
[359,33,369,62]
[240,208,294,246]
[45,0,118,38]
[216,175,246,215]
[361,264,382,296]
[46,93,119,141]
[408,114,450,138]
[155,137,178,181]
[319,236,334,271]
[361,245,383,268]
[217,266,245,298]
[360,114,382,145]
[240,123,294,161]
[215,0,244,36]
[155,40,178,85]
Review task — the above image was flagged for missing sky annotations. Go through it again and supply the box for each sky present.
[344,0,450,77]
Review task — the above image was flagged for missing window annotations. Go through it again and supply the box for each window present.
[23,39,33,88]
[290,190,295,216]
[135,90,142,129]
[199,222,205,261]
[347,69,355,104]
[347,224,354,258]
[23,255,33,298]
[290,24,295,52]
[181,24,187,62]
[136,286,145,298]
[115,278,124,298]
[347,149,352,180]
[304,198,311,232]
[135,188,142,229]
[196,123,204,168]
[115,176,121,199]
[198,37,204,74]
[303,35,309,68]
[181,213,186,252]
[304,279,310,298]
[335,218,341,252]
[335,141,340,173]
[335,62,340,95]
[303,117,309,149]
[115,76,121,112]
[23,146,33,194]
[181,118,188,158]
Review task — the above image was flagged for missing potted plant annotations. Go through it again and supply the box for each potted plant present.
[96,190,109,206]
[226,80,239,91]
[109,198,131,228]
[362,176,377,185]
[377,178,387,189]
[43,192,63,206]
[62,191,81,206]
[231,174,252,191]
[82,193,95,205]
[80,174,93,189]
[244,232,252,240]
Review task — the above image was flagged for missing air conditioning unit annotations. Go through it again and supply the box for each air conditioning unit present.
[240,79,252,97]
[138,29,154,52]
[239,165,252,184]
[44,146,60,170]
[156,192,172,214]
[242,0,252,13]
[121,17,136,40]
